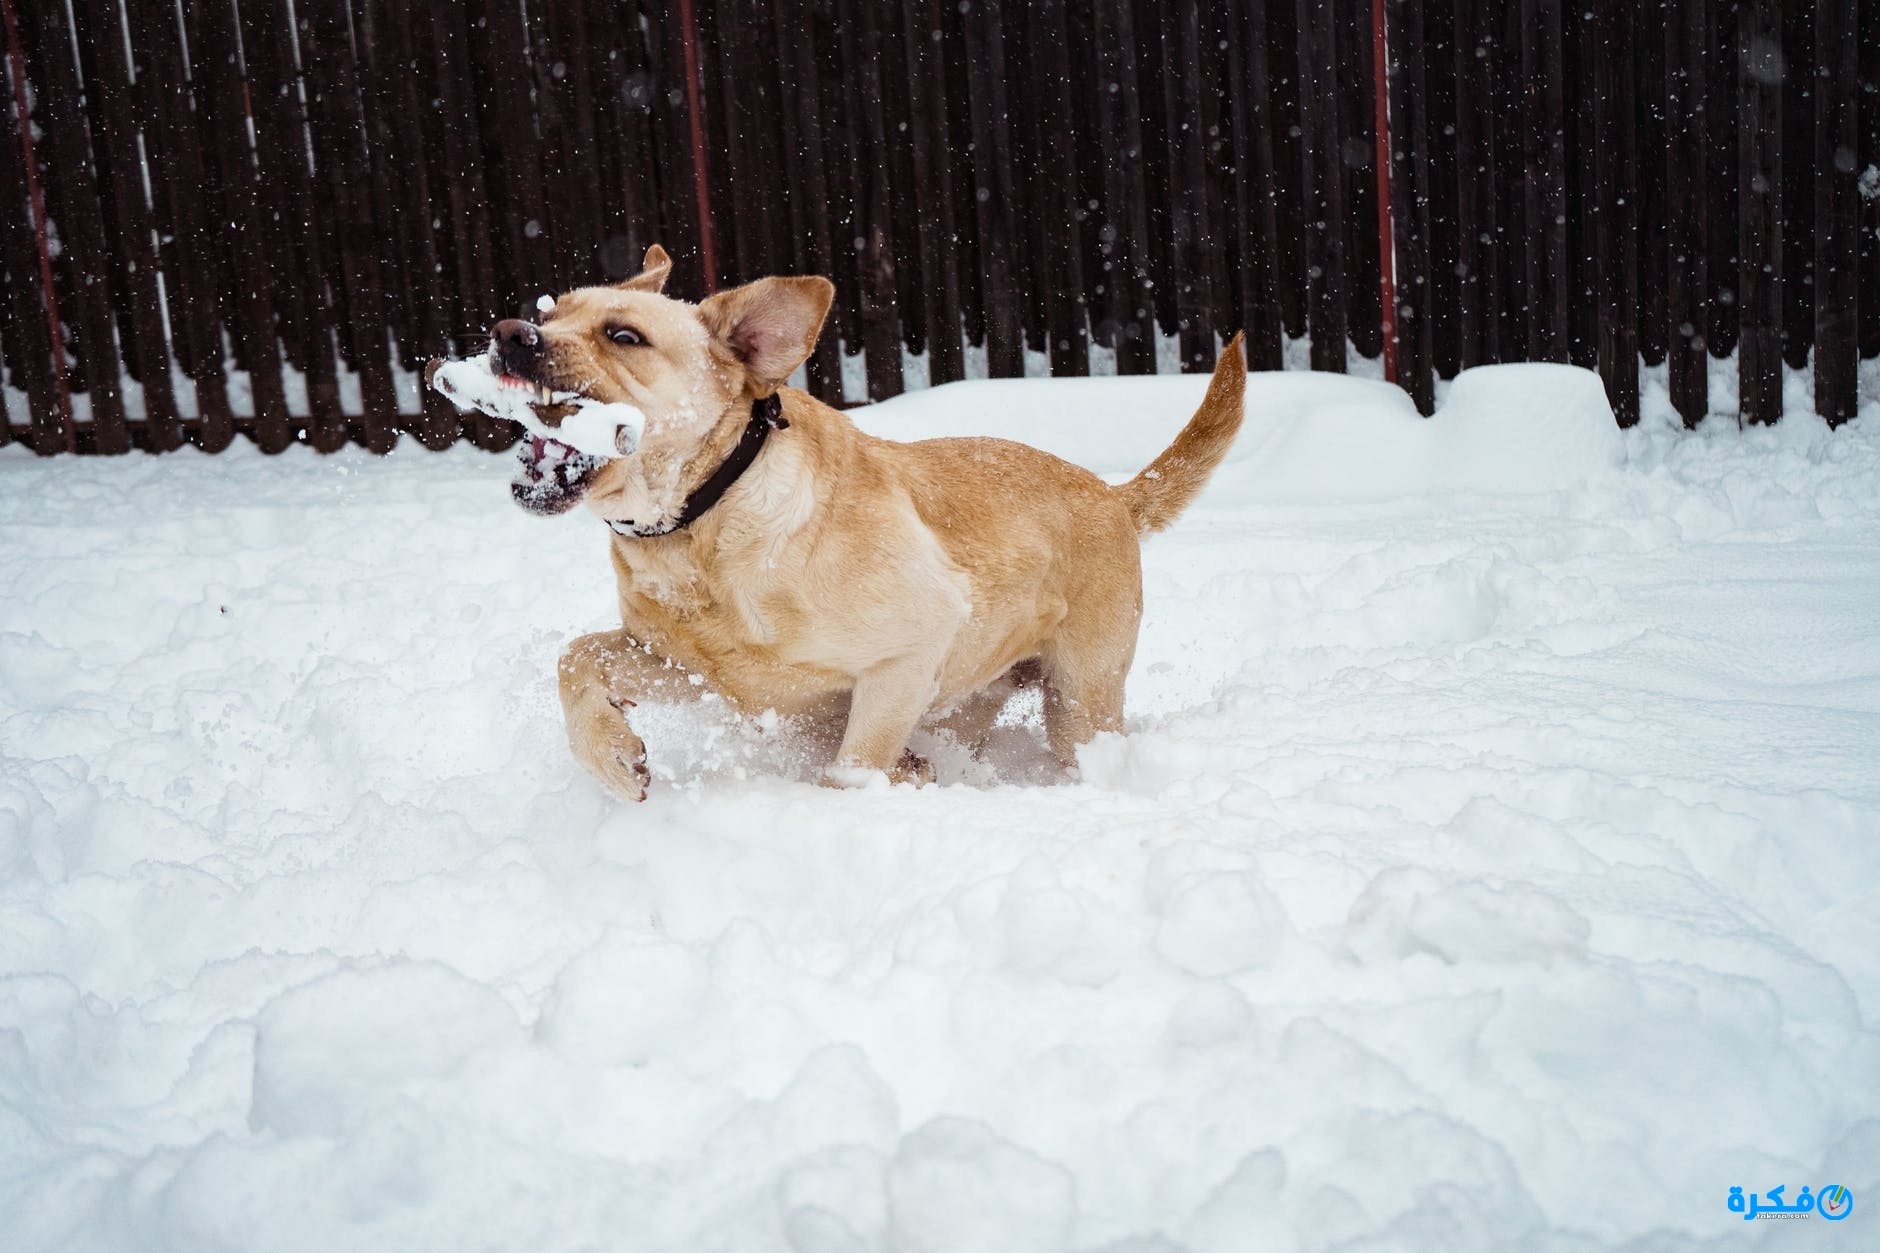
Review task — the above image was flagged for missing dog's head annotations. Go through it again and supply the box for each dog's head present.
[490,244,834,523]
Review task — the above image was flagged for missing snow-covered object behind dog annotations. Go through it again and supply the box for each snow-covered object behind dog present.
[431,355,645,458]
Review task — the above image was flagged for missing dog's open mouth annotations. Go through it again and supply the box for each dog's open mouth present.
[497,371,604,514]
[511,433,605,515]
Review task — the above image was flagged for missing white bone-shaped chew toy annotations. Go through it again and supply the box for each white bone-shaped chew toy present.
[429,356,645,458]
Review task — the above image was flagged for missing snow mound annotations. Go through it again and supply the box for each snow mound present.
[857,362,1623,504]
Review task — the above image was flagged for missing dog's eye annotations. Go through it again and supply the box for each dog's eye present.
[607,327,645,347]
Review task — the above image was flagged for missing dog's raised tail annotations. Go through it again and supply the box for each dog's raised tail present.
[1116,332,1247,535]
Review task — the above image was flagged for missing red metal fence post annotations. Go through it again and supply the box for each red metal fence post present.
[676,0,718,292]
[1372,0,1399,385]
[1,0,74,453]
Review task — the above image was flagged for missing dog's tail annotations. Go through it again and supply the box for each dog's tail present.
[1115,333,1247,535]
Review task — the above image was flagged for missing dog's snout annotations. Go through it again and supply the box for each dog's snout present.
[491,318,542,376]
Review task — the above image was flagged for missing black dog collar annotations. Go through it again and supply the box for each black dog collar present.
[609,394,787,539]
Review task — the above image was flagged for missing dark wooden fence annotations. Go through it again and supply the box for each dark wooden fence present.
[0,0,1871,455]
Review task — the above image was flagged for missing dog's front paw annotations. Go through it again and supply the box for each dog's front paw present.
[570,716,652,802]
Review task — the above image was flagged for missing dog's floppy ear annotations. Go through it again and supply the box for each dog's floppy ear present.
[698,275,834,389]
[616,244,672,294]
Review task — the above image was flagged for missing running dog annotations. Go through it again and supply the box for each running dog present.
[490,244,1246,798]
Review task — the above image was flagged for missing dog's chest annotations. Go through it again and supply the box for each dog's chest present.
[613,538,792,645]
[611,549,849,711]
[618,549,709,617]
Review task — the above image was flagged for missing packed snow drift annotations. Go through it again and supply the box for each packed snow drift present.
[2,362,1877,1252]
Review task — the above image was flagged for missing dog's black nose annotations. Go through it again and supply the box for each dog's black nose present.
[491,318,542,376]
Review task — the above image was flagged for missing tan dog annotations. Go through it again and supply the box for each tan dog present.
[493,245,1246,798]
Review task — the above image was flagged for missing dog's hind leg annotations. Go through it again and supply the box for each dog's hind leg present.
[557,629,700,800]
[1040,589,1140,770]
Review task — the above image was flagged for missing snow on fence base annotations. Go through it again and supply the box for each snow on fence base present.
[3,0,1878,452]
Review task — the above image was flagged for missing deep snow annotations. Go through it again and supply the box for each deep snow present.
[1,364,1877,1252]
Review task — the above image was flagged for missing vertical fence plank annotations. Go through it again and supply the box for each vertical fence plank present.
[1454,0,1497,366]
[962,0,1024,378]
[1030,0,1090,374]
[643,0,707,296]
[0,28,66,450]
[543,0,610,285]
[1860,0,1880,360]
[943,4,987,365]
[355,0,413,367]
[902,0,965,382]
[426,0,511,449]
[25,0,128,452]
[235,0,305,377]
[1738,0,1783,424]
[483,0,553,301]
[1521,0,1570,361]
[1422,0,1460,378]
[0,315,16,443]
[710,0,765,287]
[1814,0,1858,425]
[1781,0,1813,371]
[875,0,926,359]
[74,0,180,450]
[1227,0,1283,370]
[771,0,822,329]
[369,0,455,448]
[1338,0,1383,361]
[301,0,397,449]
[1706,0,1741,361]
[1636,0,1669,369]
[752,2,797,288]
[1492,0,1526,357]
[1386,0,1435,412]
[187,0,289,451]
[1194,7,1234,345]
[1158,0,1213,370]
[1093,0,1157,373]
[1295,0,1348,372]
[1565,5,1599,368]
[585,3,651,284]
[128,0,231,444]
[836,0,902,398]
[1594,0,1641,426]
[1266,0,1307,341]
[815,0,861,367]
[237,0,336,446]
[772,0,843,399]
[1666,0,1710,425]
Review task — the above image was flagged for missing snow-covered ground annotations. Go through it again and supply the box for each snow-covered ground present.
[2,365,1877,1252]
